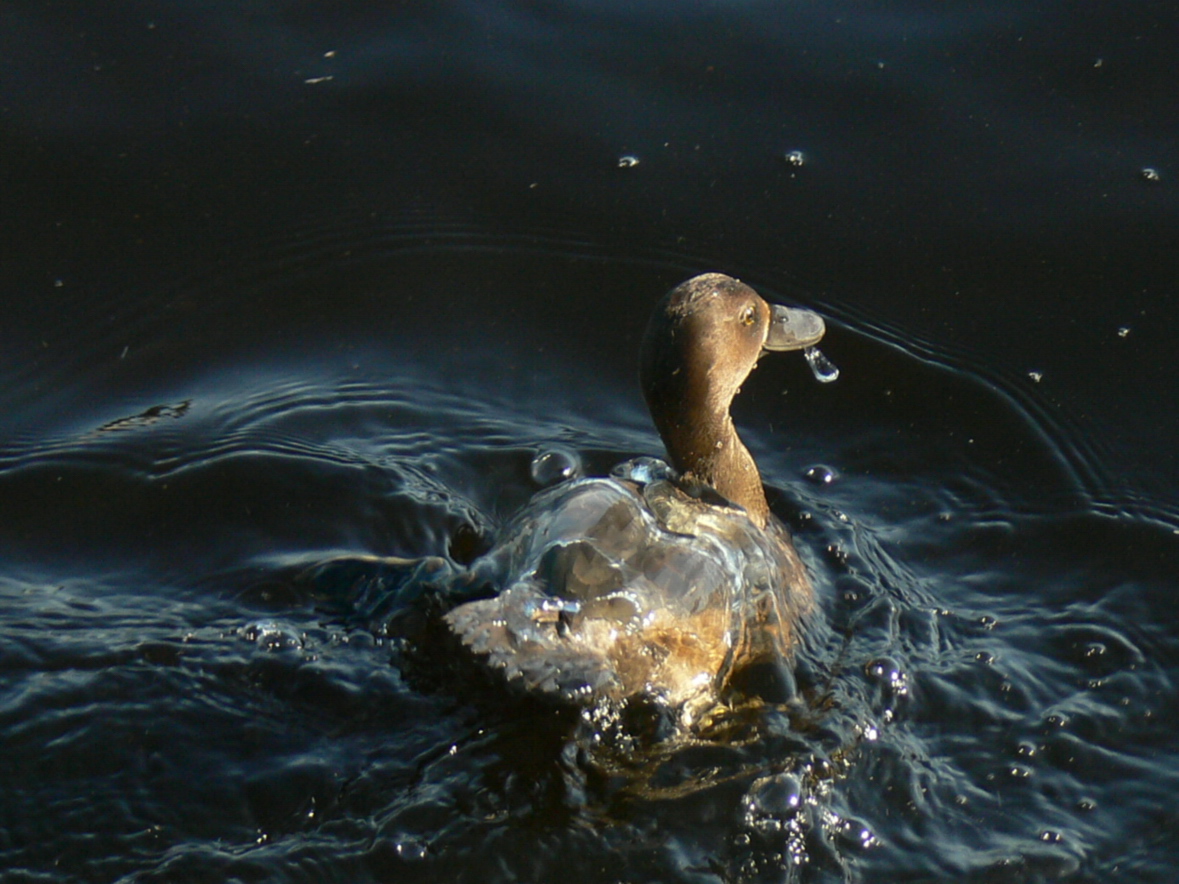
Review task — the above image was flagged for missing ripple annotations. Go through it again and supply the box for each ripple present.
[2,222,1176,883]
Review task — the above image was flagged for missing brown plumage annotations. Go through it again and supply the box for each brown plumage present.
[445,273,825,722]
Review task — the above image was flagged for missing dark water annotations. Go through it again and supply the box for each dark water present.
[3,2,1178,882]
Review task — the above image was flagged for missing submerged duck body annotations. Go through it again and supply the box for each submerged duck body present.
[444,274,824,719]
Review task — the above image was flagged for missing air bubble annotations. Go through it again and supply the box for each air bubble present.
[804,346,839,383]
[610,456,673,485]
[825,544,849,566]
[530,446,582,486]
[865,657,909,697]
[240,620,302,651]
[803,465,836,485]
[394,837,428,861]
[865,657,897,682]
[833,816,879,851]
[746,772,803,817]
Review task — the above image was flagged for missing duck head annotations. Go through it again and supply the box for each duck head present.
[640,273,825,528]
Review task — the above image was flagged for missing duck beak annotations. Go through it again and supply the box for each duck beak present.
[764,304,826,351]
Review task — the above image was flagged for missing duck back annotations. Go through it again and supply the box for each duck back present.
[445,464,811,717]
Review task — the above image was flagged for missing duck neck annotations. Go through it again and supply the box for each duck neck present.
[652,396,771,529]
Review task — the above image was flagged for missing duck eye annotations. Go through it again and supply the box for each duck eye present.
[740,306,757,326]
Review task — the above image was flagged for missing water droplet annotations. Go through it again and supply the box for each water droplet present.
[1141,167,1161,183]
[617,155,640,168]
[530,446,582,486]
[803,464,836,485]
[783,149,806,167]
[804,346,839,383]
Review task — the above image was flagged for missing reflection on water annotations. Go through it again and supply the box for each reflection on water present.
[1,252,1176,882]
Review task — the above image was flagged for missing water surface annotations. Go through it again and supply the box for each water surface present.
[2,2,1178,882]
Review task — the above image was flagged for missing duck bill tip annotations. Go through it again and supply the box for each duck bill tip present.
[764,304,826,351]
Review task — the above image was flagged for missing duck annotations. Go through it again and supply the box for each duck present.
[442,273,825,723]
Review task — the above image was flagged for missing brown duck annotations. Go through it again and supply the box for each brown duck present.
[445,273,824,723]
